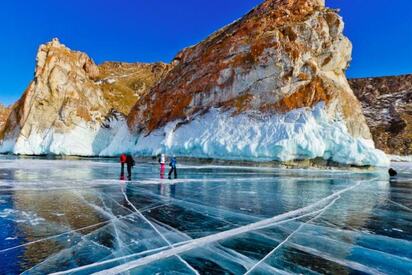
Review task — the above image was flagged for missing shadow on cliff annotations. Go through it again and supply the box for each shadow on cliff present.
[91,109,125,156]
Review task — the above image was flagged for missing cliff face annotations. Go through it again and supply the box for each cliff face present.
[0,39,170,155]
[0,104,10,131]
[0,1,390,166]
[128,0,370,141]
[107,0,386,166]
[350,74,412,155]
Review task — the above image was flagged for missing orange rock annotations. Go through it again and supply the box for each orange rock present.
[0,39,171,152]
[127,0,372,141]
[0,104,10,133]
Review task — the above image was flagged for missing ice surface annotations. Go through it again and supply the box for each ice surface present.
[0,156,411,274]
[0,103,389,167]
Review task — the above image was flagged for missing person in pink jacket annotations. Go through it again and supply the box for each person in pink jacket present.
[159,154,166,178]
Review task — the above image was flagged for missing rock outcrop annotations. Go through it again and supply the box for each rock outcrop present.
[118,0,387,166]
[0,104,10,131]
[350,74,412,155]
[0,39,170,155]
[96,62,171,115]
[0,0,390,166]
[129,0,368,138]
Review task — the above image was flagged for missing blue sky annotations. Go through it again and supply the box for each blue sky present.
[0,0,411,105]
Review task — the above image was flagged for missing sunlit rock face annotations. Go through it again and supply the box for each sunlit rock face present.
[0,39,170,155]
[0,104,10,131]
[350,74,412,155]
[96,62,172,115]
[128,0,369,139]
[122,0,387,166]
[0,0,390,166]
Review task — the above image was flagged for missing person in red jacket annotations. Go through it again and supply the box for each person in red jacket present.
[120,153,127,180]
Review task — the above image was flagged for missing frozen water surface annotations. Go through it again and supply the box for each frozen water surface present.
[0,156,411,274]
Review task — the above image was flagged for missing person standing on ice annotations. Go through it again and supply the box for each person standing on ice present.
[126,154,135,181]
[168,156,177,179]
[159,153,166,178]
[120,153,127,180]
[388,168,398,177]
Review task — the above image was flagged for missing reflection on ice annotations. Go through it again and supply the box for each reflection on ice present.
[0,157,411,274]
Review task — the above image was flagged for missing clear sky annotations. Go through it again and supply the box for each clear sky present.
[0,0,411,105]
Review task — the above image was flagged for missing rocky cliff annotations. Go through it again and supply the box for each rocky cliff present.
[0,0,389,166]
[0,39,170,155]
[114,0,386,166]
[350,74,412,155]
[0,104,10,131]
[129,0,368,137]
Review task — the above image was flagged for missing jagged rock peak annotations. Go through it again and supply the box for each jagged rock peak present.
[116,0,390,167]
[35,37,99,79]
[256,0,324,12]
[0,39,171,156]
[128,0,368,140]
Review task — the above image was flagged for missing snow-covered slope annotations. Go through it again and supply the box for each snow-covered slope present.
[102,103,388,167]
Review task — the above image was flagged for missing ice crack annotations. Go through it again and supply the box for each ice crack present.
[119,184,200,274]
[244,196,340,274]
[91,180,364,274]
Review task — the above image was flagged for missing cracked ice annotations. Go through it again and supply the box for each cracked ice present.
[0,156,411,274]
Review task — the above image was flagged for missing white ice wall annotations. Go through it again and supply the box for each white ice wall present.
[101,103,389,167]
[0,103,389,166]
[0,119,123,157]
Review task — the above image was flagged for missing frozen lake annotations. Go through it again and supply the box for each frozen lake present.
[0,157,411,274]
